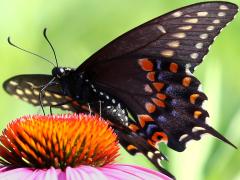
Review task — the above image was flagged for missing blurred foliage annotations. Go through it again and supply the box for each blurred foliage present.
[0,0,239,179]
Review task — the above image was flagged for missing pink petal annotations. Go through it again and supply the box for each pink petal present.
[100,167,141,180]
[0,164,172,180]
[74,166,108,180]
[33,167,60,180]
[100,164,172,180]
[0,167,34,180]
[0,167,61,180]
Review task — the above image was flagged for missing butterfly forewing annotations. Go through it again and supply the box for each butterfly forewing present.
[79,2,238,71]
[3,75,75,111]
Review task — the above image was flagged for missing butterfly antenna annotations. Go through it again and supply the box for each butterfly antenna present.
[7,37,55,67]
[43,28,59,67]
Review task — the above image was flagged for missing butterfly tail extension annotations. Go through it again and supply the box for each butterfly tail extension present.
[200,124,237,149]
[114,127,175,180]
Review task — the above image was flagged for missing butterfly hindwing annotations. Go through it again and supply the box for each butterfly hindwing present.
[86,55,237,151]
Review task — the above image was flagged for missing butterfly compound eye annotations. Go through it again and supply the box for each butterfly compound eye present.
[52,67,65,78]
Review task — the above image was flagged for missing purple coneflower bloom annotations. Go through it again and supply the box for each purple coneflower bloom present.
[0,114,171,180]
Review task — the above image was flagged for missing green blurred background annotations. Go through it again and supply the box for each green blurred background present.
[0,0,239,179]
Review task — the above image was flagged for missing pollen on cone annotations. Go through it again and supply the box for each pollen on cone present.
[0,114,119,169]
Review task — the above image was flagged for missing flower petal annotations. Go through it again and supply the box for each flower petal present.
[0,168,34,180]
[100,164,172,180]
[65,166,108,180]
[75,166,108,180]
[34,167,60,180]
[100,167,141,180]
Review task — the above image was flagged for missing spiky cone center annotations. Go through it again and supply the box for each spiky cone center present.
[0,114,119,170]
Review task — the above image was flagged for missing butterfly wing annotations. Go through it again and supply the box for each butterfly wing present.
[114,125,175,179]
[80,2,238,151]
[3,74,81,112]
[79,2,238,72]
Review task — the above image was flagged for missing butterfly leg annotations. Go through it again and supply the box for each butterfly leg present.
[39,88,46,115]
[38,78,58,115]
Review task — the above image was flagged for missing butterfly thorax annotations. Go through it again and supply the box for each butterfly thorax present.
[53,67,131,126]
[52,67,90,103]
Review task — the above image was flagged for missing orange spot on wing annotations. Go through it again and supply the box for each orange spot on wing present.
[152,132,168,142]
[152,82,164,92]
[126,145,138,151]
[182,77,191,87]
[147,139,156,147]
[156,93,167,100]
[144,84,153,93]
[194,111,202,119]
[152,98,166,108]
[138,58,153,71]
[128,124,140,132]
[146,72,155,81]
[190,94,199,104]
[169,63,178,73]
[145,102,156,113]
[137,114,154,128]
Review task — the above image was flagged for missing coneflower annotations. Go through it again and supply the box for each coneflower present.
[0,114,171,180]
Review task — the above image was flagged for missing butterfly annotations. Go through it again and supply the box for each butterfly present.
[3,2,238,179]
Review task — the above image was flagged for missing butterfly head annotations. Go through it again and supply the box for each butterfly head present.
[52,67,73,79]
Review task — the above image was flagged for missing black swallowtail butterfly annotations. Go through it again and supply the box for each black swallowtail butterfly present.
[3,2,238,179]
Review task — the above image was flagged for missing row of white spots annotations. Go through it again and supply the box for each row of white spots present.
[179,127,206,142]
[170,6,227,60]
[89,82,129,125]
[161,32,185,58]
[13,83,71,109]
[147,151,164,166]
[172,4,229,18]
[90,82,116,104]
